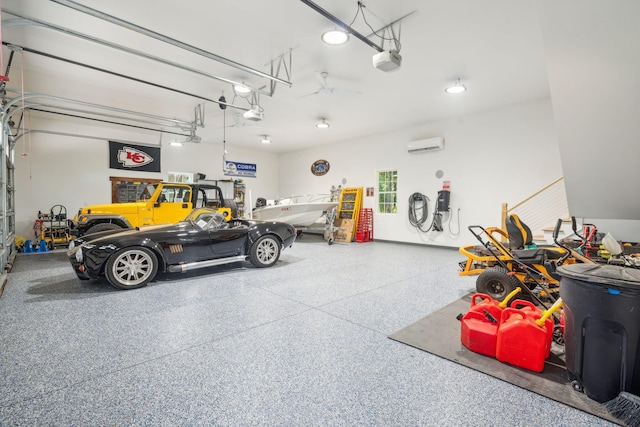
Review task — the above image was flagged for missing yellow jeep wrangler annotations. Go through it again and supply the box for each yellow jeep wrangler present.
[71,182,236,237]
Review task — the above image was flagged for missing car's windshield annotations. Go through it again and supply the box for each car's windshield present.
[185,208,227,230]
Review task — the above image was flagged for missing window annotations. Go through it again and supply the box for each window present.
[377,170,397,214]
[160,186,190,203]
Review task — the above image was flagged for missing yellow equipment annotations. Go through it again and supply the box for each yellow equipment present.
[34,205,71,250]
[459,215,575,303]
[334,187,363,242]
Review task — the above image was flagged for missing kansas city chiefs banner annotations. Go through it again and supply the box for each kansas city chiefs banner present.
[109,141,161,172]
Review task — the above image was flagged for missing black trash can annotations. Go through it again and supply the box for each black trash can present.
[559,264,640,403]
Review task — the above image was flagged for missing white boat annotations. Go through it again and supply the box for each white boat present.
[251,193,338,227]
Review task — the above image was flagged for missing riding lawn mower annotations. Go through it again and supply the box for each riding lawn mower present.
[458,214,576,304]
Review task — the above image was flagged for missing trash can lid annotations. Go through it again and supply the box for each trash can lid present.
[558,264,640,288]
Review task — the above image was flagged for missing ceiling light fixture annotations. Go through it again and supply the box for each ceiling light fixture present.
[445,77,467,94]
[170,141,183,147]
[261,136,271,144]
[316,118,330,129]
[233,83,252,95]
[301,0,383,51]
[301,0,416,73]
[321,29,349,45]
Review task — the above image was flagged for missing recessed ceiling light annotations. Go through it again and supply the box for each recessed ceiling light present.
[261,136,271,144]
[170,141,183,147]
[321,29,349,45]
[316,118,330,129]
[445,77,467,94]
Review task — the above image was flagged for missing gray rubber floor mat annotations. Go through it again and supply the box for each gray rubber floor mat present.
[388,293,620,425]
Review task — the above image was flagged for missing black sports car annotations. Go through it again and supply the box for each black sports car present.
[67,208,296,290]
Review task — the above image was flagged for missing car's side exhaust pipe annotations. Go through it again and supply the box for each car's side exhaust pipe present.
[167,255,248,273]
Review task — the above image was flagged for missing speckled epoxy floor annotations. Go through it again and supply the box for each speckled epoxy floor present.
[0,236,616,426]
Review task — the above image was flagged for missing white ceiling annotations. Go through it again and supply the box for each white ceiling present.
[1,0,552,153]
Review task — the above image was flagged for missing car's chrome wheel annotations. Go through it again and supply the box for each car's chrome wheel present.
[250,235,281,268]
[105,247,158,290]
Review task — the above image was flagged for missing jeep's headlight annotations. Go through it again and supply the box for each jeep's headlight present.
[75,247,83,262]
[78,215,88,224]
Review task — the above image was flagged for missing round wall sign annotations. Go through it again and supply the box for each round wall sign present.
[311,159,330,176]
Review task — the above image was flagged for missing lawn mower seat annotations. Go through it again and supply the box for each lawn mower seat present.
[506,214,533,249]
[508,214,565,260]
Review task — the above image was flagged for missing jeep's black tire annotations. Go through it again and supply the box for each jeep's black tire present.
[476,266,522,301]
[223,199,238,218]
[105,247,158,290]
[85,223,122,236]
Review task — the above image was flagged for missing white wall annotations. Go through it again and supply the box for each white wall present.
[537,0,640,241]
[13,116,280,239]
[15,99,562,248]
[539,0,640,221]
[278,99,562,248]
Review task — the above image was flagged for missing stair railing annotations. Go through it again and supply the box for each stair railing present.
[501,177,569,242]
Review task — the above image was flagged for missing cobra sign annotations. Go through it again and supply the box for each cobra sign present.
[224,160,257,178]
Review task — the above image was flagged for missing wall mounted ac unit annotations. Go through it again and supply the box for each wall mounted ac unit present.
[407,137,444,153]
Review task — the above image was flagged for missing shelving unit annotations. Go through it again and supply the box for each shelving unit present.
[337,187,363,221]
[334,187,363,242]
[109,176,162,203]
[234,182,246,218]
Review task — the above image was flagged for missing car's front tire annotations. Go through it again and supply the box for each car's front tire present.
[105,247,158,290]
[249,235,281,268]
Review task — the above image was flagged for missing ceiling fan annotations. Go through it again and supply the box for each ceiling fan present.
[303,71,361,97]
[216,111,262,129]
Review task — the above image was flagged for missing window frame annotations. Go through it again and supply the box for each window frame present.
[377,169,398,214]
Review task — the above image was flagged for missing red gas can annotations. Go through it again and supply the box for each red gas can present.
[495,308,549,372]
[460,310,500,357]
[460,293,508,357]
[510,299,553,357]
[469,293,503,322]
[510,299,540,315]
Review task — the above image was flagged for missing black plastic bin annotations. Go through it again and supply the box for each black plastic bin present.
[559,264,640,403]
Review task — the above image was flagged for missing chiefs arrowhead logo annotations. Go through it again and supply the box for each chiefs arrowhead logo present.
[117,146,154,168]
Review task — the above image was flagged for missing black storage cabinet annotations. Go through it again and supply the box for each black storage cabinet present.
[559,264,640,403]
